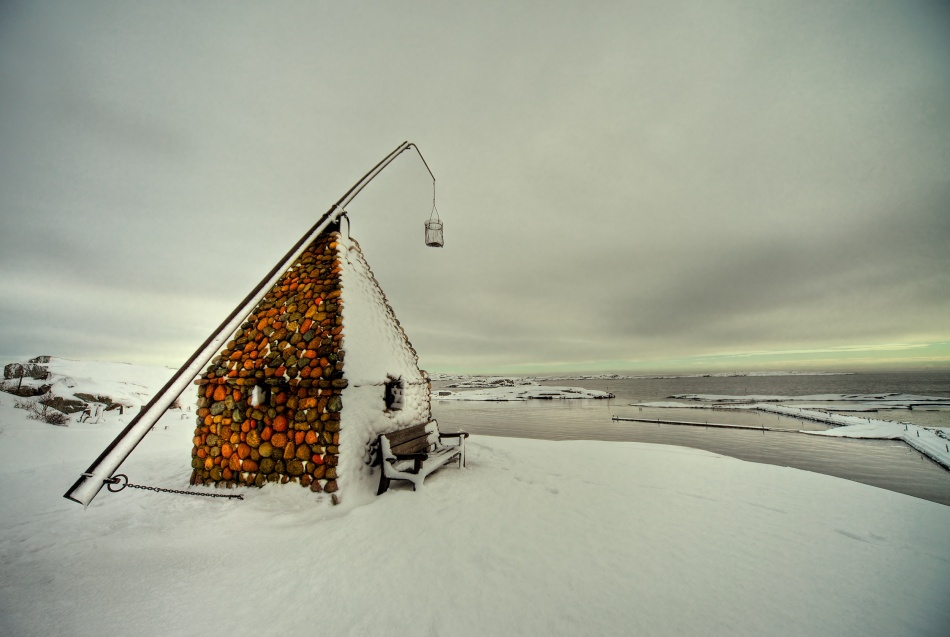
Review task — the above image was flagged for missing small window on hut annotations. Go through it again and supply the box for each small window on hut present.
[384,377,404,412]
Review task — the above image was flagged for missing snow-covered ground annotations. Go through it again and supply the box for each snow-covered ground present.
[2,356,177,411]
[2,364,949,635]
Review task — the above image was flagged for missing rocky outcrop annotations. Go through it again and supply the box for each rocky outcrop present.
[3,361,50,381]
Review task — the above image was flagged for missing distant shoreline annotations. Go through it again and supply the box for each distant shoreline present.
[429,371,855,383]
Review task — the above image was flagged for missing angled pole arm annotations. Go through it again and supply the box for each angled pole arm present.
[64,140,430,507]
[339,141,436,210]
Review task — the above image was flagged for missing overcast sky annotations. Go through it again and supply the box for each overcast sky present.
[1,1,948,374]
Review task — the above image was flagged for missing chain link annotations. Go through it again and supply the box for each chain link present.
[105,474,243,500]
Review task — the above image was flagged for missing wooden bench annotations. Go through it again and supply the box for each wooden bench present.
[376,420,469,495]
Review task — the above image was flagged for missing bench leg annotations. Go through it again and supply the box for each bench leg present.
[377,470,391,496]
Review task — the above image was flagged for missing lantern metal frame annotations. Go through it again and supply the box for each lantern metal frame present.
[425,203,444,247]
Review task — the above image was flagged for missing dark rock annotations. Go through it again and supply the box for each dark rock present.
[3,362,49,381]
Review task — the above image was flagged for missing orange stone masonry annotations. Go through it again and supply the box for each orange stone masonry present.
[190,231,347,493]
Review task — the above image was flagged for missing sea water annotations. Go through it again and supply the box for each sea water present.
[431,371,950,505]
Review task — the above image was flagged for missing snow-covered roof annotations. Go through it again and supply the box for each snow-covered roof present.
[336,232,425,387]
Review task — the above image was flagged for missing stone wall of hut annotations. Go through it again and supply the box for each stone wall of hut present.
[190,231,347,494]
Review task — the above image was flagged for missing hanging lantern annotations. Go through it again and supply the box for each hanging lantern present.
[424,205,443,247]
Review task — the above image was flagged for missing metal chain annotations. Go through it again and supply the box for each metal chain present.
[105,474,243,500]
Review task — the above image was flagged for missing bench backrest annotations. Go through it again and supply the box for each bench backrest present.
[379,421,440,460]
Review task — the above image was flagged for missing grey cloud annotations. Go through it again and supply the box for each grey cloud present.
[1,1,948,371]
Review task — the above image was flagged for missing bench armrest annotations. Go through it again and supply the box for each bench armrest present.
[389,451,428,475]
[438,431,468,468]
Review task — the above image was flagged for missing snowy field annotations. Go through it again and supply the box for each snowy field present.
[1,361,949,635]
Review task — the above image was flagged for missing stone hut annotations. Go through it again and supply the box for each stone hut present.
[190,224,431,501]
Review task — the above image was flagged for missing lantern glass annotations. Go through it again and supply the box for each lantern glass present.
[425,218,444,247]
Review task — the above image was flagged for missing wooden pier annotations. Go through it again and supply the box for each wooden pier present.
[611,416,802,434]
